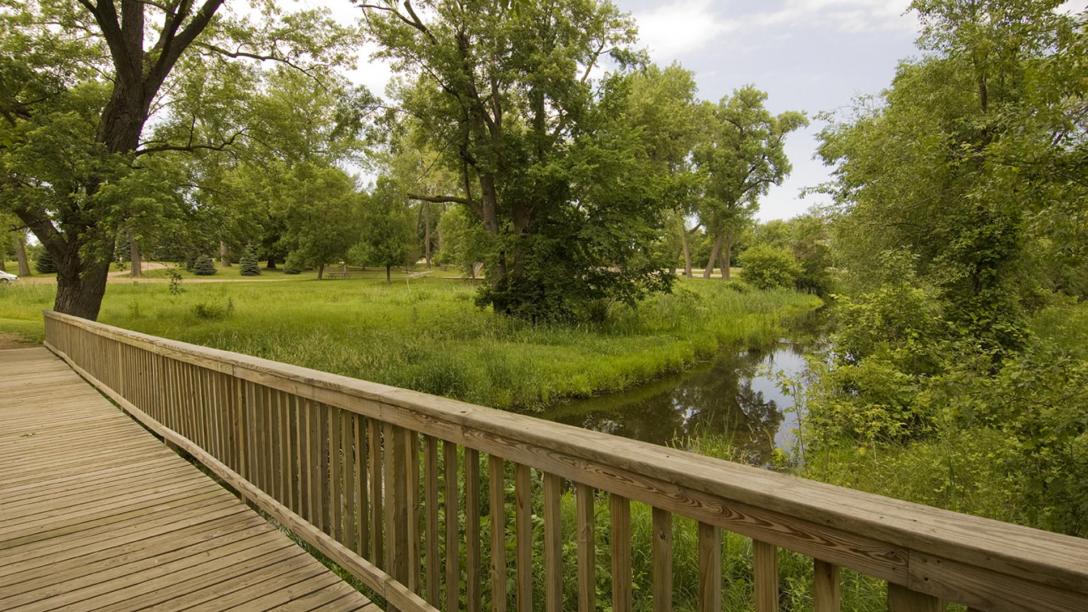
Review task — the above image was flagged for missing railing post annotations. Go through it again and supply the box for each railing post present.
[888,583,941,612]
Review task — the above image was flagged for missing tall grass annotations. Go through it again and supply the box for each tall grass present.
[0,276,819,411]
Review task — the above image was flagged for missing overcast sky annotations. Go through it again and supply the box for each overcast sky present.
[321,0,923,221]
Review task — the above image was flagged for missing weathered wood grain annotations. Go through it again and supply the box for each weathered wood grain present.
[41,312,1088,612]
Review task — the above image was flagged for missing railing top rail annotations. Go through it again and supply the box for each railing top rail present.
[44,310,1088,598]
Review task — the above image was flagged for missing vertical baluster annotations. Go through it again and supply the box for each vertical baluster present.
[576,484,595,612]
[354,414,369,556]
[444,441,460,611]
[652,508,673,612]
[298,398,312,520]
[697,522,721,612]
[543,473,562,612]
[331,408,343,541]
[289,396,301,514]
[248,383,261,491]
[754,540,779,612]
[236,379,248,481]
[280,392,291,509]
[266,387,278,503]
[256,387,268,494]
[342,411,356,552]
[425,436,440,605]
[813,560,840,612]
[368,418,384,564]
[309,401,324,530]
[489,456,507,612]
[390,426,409,583]
[406,430,421,593]
[383,422,396,572]
[611,494,632,612]
[515,464,532,612]
[319,403,331,533]
[466,449,481,612]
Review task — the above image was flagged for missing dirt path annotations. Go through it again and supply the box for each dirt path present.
[108,261,169,277]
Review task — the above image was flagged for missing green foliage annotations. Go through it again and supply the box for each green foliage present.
[283,253,303,275]
[435,205,487,277]
[278,163,364,273]
[693,87,808,274]
[191,255,216,276]
[191,298,234,321]
[239,246,261,276]
[364,0,678,321]
[0,276,819,412]
[739,245,801,290]
[167,268,183,295]
[354,178,415,281]
[34,248,56,274]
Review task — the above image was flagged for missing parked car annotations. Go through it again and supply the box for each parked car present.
[0,270,18,283]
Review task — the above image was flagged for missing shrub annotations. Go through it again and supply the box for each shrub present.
[192,255,216,276]
[284,252,303,275]
[35,249,56,274]
[740,244,801,290]
[239,246,261,276]
[191,298,234,320]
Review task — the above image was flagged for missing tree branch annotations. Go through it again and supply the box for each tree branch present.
[407,193,475,205]
[134,130,244,156]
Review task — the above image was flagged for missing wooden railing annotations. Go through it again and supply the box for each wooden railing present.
[43,311,1088,612]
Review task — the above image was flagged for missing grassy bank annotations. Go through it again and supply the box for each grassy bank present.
[0,275,819,411]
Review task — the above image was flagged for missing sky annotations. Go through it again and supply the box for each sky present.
[320,0,927,221]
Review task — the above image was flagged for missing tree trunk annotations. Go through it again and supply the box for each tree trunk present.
[54,247,112,320]
[423,205,433,267]
[219,241,231,267]
[704,234,723,279]
[720,232,732,281]
[318,263,324,280]
[680,228,693,278]
[15,233,30,276]
[266,258,277,270]
[385,265,392,283]
[129,232,142,278]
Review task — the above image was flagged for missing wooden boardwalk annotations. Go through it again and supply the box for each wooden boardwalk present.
[0,347,375,611]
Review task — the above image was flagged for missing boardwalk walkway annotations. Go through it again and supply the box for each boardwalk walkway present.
[0,347,374,611]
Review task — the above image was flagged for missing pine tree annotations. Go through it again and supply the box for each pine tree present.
[192,255,217,276]
[240,246,261,276]
[35,249,56,274]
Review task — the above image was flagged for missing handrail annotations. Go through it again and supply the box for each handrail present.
[43,311,1088,611]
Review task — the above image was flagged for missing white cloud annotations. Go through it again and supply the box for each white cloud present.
[634,0,736,60]
[745,0,916,33]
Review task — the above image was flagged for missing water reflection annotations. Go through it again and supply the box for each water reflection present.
[542,311,827,466]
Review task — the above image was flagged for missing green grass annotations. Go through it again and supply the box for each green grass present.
[0,275,819,411]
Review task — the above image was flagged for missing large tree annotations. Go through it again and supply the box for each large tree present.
[819,0,1086,353]
[0,0,351,319]
[693,87,806,280]
[361,0,674,320]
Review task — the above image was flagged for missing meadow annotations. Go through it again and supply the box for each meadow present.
[0,270,820,411]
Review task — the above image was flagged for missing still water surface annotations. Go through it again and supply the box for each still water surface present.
[541,311,827,465]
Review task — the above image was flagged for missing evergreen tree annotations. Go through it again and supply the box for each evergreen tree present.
[192,255,216,276]
[35,249,56,274]
[239,246,261,276]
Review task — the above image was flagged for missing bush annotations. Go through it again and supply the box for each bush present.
[284,252,303,275]
[192,255,216,276]
[35,249,56,274]
[239,246,261,276]
[191,298,235,320]
[740,244,801,290]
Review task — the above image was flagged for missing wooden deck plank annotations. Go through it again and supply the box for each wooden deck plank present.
[0,347,372,612]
